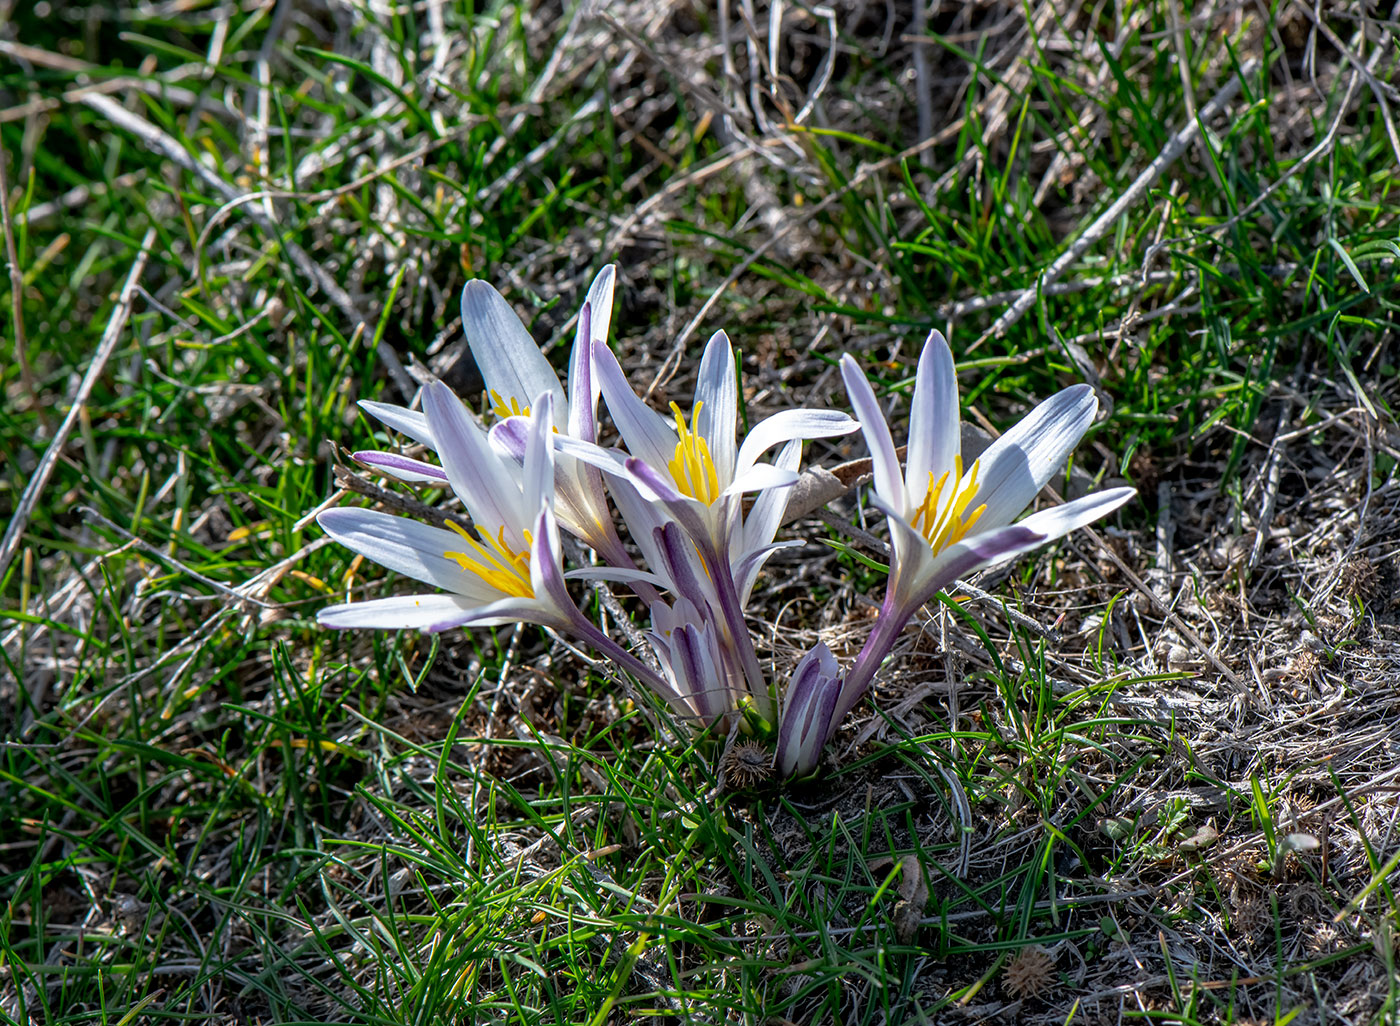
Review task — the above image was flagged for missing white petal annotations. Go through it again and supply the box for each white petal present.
[606,474,670,577]
[526,504,573,619]
[965,385,1098,530]
[840,355,905,513]
[461,280,567,417]
[733,540,802,605]
[739,438,801,565]
[568,303,598,443]
[593,340,677,472]
[563,566,667,585]
[734,408,858,476]
[318,593,481,631]
[693,330,738,483]
[723,462,799,497]
[422,381,525,537]
[579,266,615,412]
[1008,487,1137,551]
[522,392,556,519]
[359,400,433,449]
[901,488,1135,612]
[866,490,937,600]
[550,433,632,477]
[905,330,960,509]
[318,507,493,598]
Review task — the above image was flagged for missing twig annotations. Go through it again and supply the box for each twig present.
[976,59,1258,346]
[1246,409,1288,574]
[332,465,469,529]
[77,92,416,400]
[0,143,35,410]
[0,228,155,584]
[911,0,935,169]
[1151,480,1174,606]
[77,506,277,610]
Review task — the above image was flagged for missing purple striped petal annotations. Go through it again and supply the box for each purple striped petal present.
[352,450,449,484]
[526,504,574,620]
[776,643,842,778]
[653,522,712,609]
[622,456,720,554]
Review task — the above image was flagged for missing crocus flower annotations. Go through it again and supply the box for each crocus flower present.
[318,384,578,631]
[539,328,856,717]
[351,268,632,571]
[833,329,1136,724]
[321,381,674,696]
[774,643,842,778]
[589,328,856,563]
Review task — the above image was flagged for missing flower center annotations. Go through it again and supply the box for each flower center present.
[442,520,534,598]
[911,454,988,555]
[488,390,530,420]
[667,401,720,504]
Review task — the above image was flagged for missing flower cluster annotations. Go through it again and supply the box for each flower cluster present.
[318,267,1135,778]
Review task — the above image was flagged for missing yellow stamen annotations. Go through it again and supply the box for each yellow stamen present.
[911,456,986,556]
[667,401,720,504]
[441,519,534,598]
[488,389,530,420]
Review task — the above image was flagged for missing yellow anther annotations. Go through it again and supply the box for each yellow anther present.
[912,456,984,556]
[488,389,530,421]
[441,519,534,598]
[667,401,720,504]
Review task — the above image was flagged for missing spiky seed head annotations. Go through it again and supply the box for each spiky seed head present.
[1233,894,1270,943]
[1003,946,1055,1000]
[1339,556,1381,600]
[722,739,773,788]
[1288,649,1323,684]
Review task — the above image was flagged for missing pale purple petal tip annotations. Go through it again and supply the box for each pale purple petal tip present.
[352,450,449,482]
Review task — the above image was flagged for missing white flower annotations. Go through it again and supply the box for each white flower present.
[318,385,576,632]
[352,268,630,569]
[577,328,855,598]
[834,328,1136,723]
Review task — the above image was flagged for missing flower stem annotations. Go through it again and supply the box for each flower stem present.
[701,535,775,723]
[565,606,671,696]
[834,590,917,723]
